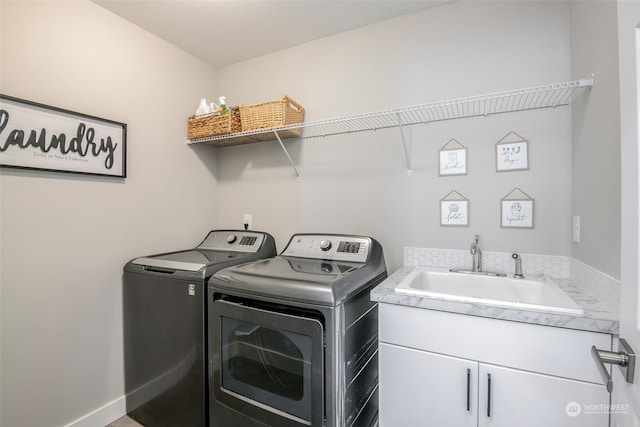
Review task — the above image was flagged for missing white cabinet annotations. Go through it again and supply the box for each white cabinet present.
[380,343,477,427]
[378,303,612,427]
[477,363,608,427]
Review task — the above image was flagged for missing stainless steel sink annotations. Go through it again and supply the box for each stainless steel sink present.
[395,266,584,315]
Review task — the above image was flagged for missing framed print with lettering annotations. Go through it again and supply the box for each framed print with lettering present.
[0,94,127,178]
[501,199,534,228]
[495,131,528,172]
[500,188,535,229]
[440,190,469,227]
[439,139,467,176]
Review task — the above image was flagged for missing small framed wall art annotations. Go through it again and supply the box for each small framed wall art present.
[495,131,528,172]
[500,188,534,228]
[439,139,467,176]
[440,190,469,227]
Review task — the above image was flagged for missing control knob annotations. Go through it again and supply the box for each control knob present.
[226,234,237,244]
[319,239,332,251]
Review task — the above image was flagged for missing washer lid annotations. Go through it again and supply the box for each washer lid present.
[132,250,250,272]
[129,230,275,272]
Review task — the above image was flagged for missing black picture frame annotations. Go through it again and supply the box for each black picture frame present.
[0,94,127,178]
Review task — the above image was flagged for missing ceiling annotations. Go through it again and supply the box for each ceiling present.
[93,0,449,69]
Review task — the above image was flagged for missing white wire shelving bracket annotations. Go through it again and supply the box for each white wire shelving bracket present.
[186,75,594,177]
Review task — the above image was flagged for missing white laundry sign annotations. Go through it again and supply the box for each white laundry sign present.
[0,94,126,177]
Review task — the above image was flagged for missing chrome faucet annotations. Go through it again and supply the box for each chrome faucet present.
[470,235,482,272]
[512,253,524,279]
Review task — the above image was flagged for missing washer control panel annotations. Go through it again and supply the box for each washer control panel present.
[197,231,265,253]
[282,234,370,263]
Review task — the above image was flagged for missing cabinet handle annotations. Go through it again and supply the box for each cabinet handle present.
[487,373,492,418]
[466,368,471,411]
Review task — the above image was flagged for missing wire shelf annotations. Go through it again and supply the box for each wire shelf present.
[186,76,593,147]
[185,76,594,178]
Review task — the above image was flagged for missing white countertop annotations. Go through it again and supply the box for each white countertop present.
[371,266,619,335]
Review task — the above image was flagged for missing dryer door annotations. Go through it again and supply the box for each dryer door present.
[210,298,324,427]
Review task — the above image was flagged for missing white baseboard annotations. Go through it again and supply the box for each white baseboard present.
[64,395,126,427]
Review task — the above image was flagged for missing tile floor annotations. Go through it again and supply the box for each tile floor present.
[106,415,143,427]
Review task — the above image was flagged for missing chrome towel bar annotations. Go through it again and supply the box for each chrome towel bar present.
[591,338,636,392]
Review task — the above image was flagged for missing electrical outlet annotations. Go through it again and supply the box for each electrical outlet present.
[243,214,252,230]
[573,215,580,243]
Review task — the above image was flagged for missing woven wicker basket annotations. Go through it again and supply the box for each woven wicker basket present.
[239,96,304,137]
[187,107,241,139]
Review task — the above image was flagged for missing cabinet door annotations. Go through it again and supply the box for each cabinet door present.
[379,342,477,427]
[478,364,609,427]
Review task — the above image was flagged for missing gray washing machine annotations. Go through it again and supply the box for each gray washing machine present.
[123,230,277,427]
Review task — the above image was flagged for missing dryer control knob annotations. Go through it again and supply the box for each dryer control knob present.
[320,239,332,251]
[226,234,237,244]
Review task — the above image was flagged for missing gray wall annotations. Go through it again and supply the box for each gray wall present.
[570,1,621,279]
[217,1,574,271]
[0,2,219,426]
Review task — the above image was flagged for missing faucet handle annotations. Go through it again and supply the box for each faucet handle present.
[474,234,479,243]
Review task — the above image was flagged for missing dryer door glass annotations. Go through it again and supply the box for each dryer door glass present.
[211,299,324,426]
[222,320,309,408]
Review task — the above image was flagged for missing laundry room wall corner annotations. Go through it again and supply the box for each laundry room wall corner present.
[0,1,219,426]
